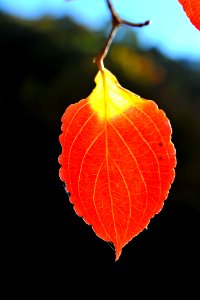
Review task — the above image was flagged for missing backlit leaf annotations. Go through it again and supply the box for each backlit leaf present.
[59,68,176,261]
[178,0,200,30]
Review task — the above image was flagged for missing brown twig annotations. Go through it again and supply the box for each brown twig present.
[94,0,150,70]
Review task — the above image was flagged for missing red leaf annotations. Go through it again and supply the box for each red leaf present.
[59,68,176,261]
[179,0,200,30]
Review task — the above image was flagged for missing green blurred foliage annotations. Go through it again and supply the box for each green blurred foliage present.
[1,11,200,212]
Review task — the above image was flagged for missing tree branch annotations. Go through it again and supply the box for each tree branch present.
[94,0,150,70]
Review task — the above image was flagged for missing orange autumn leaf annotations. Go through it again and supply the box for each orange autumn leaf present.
[59,68,176,261]
[178,0,200,31]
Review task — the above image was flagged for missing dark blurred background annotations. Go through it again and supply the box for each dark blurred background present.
[2,11,200,294]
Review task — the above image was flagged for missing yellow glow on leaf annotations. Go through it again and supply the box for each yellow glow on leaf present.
[89,68,143,120]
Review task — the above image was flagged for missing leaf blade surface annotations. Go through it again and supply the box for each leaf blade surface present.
[59,68,176,260]
[179,0,200,30]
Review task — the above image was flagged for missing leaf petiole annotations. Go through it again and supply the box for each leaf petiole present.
[94,0,150,71]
